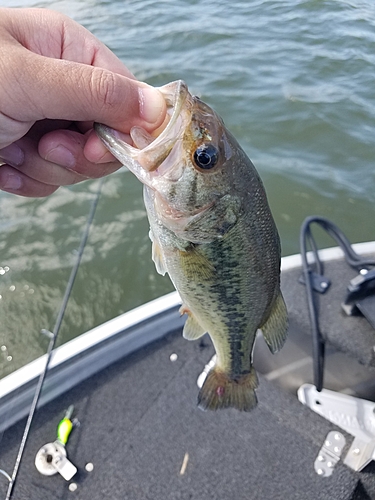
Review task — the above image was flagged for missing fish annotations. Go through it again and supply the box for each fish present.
[95,80,288,411]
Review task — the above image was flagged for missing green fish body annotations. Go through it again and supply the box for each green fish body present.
[95,81,288,411]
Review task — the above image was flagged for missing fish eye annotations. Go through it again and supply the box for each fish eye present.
[193,144,219,170]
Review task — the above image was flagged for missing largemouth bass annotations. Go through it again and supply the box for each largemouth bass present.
[95,80,288,411]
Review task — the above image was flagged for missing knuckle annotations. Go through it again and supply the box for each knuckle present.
[90,69,119,110]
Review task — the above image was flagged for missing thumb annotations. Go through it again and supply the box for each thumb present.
[5,50,166,133]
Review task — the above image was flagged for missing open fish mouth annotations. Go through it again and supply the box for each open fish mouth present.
[94,80,190,185]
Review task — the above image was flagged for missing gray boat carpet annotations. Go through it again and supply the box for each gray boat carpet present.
[0,329,371,500]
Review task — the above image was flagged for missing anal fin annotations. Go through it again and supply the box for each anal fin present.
[260,291,288,354]
[180,305,206,340]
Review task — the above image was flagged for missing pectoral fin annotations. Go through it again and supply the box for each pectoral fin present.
[149,229,167,276]
[179,245,215,281]
[260,292,288,354]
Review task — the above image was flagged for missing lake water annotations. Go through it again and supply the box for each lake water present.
[1,0,374,377]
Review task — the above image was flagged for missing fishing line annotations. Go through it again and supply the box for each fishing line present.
[300,215,375,392]
[4,178,105,500]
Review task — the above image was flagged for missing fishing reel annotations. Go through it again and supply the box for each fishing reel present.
[35,406,78,481]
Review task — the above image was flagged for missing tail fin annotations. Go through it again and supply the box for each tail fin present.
[197,368,258,411]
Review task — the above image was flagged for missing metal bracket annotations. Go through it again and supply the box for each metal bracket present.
[341,269,375,328]
[298,383,375,471]
[299,272,331,294]
[315,431,346,477]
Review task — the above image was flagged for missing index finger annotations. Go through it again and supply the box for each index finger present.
[1,8,166,133]
[3,7,135,79]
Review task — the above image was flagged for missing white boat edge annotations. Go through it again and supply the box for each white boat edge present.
[0,241,374,432]
[280,241,375,271]
[0,291,182,399]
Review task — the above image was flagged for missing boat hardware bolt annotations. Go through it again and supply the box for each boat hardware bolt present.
[69,483,78,492]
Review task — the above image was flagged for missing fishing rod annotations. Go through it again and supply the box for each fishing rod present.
[2,179,105,500]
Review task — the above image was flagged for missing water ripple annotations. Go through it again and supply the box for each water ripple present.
[1,0,375,371]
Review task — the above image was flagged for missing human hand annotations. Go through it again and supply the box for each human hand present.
[0,8,166,197]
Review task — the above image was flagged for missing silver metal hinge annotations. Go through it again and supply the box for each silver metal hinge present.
[315,431,346,477]
[298,383,375,472]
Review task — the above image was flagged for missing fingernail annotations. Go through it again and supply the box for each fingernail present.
[3,172,22,191]
[44,145,76,169]
[0,144,24,167]
[138,85,166,125]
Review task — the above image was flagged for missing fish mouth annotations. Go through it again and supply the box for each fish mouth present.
[94,80,190,186]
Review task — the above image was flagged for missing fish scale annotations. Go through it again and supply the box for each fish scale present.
[176,217,272,373]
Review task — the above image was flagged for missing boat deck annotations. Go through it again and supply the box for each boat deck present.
[1,248,375,500]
